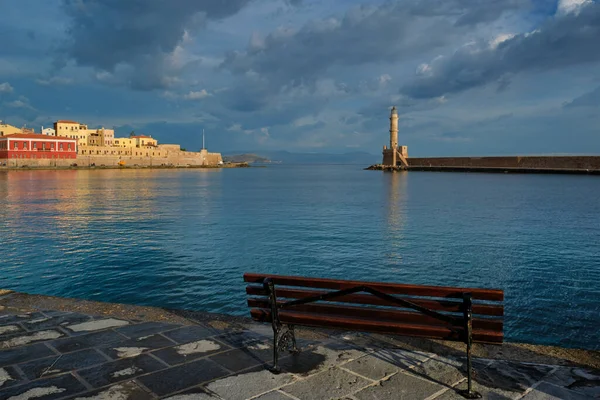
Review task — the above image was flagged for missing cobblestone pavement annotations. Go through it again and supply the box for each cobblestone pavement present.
[0,308,599,400]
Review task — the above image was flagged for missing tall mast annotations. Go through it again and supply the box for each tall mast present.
[202,129,205,150]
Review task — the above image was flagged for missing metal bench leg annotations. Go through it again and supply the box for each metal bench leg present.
[265,278,281,373]
[459,293,481,399]
[289,324,300,354]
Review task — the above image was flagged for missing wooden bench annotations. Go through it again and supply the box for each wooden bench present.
[244,273,504,399]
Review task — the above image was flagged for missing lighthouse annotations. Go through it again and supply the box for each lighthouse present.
[382,106,408,167]
[389,106,398,166]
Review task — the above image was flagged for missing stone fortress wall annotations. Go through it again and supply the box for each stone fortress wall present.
[407,156,600,170]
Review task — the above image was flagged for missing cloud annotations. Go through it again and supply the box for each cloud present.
[0,82,14,93]
[183,90,212,100]
[556,0,592,16]
[36,76,73,86]
[59,0,254,90]
[563,86,600,108]
[402,2,600,99]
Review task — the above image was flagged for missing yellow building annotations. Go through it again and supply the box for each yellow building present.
[132,135,157,147]
[54,120,91,147]
[0,121,22,136]
[113,137,135,148]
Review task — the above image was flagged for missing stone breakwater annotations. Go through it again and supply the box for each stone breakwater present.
[367,155,600,174]
[0,289,599,399]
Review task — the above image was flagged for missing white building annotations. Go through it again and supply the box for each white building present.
[41,127,56,136]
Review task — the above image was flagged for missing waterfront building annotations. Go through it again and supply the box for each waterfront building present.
[0,121,22,137]
[382,106,409,167]
[0,133,77,162]
[41,127,56,136]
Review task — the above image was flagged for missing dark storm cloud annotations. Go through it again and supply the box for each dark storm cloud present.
[59,0,255,89]
[402,2,600,99]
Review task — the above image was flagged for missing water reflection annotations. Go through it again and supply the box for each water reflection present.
[384,171,408,264]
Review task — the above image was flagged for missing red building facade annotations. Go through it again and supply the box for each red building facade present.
[0,133,78,161]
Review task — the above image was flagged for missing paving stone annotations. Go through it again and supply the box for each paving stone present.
[21,313,92,332]
[278,345,365,376]
[18,349,107,380]
[62,380,151,400]
[282,367,369,400]
[253,390,295,400]
[215,330,268,348]
[99,333,175,359]
[161,386,216,399]
[0,329,64,349]
[0,312,46,326]
[77,353,166,388]
[0,325,25,339]
[162,326,216,344]
[50,329,126,353]
[372,348,433,369]
[354,370,445,400]
[343,354,400,380]
[407,356,469,387]
[0,343,56,367]
[152,338,229,366]
[209,348,267,372]
[521,381,593,400]
[474,361,554,395]
[64,318,129,333]
[0,373,87,400]
[114,321,180,339]
[208,367,295,400]
[432,380,518,400]
[0,366,25,389]
[41,310,74,317]
[544,366,600,398]
[137,358,229,396]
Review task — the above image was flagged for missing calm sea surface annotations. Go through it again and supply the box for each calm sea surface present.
[0,166,598,349]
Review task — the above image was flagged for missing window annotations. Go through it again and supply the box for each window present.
[33,143,37,149]
[51,143,55,150]
[59,143,63,150]
[14,142,17,149]
[42,143,46,150]
[68,144,72,150]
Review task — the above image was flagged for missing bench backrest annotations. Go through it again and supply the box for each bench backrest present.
[244,273,504,344]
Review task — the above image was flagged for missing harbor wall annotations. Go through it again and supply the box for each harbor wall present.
[2,149,223,168]
[407,156,600,171]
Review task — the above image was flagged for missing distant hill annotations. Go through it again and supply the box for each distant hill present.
[222,153,271,163]
[224,150,378,165]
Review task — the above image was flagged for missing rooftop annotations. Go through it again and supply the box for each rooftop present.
[1,133,78,140]
[56,120,80,124]
[0,290,598,399]
[131,135,153,139]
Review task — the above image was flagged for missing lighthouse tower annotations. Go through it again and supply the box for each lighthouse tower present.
[382,106,408,167]
[389,106,398,166]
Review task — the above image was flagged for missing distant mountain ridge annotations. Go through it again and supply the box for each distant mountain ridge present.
[223,150,378,165]
[222,153,271,163]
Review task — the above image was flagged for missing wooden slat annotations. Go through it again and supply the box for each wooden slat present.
[244,273,503,301]
[250,309,503,344]
[247,298,503,332]
[246,286,504,316]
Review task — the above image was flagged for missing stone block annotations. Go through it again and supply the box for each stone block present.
[137,358,229,396]
[0,373,87,400]
[115,321,179,339]
[279,345,366,376]
[0,343,55,367]
[216,330,269,348]
[544,366,600,398]
[64,318,129,334]
[0,312,46,326]
[162,326,216,344]
[152,338,229,366]
[209,348,267,372]
[99,333,175,359]
[0,366,25,389]
[0,325,24,339]
[76,353,166,388]
[353,370,444,400]
[50,329,126,353]
[283,367,369,400]
[253,390,295,400]
[521,381,592,400]
[474,361,554,395]
[0,329,64,349]
[19,348,107,380]
[161,386,216,399]
[61,380,151,400]
[343,354,399,380]
[21,313,92,332]
[408,356,468,387]
[207,367,295,400]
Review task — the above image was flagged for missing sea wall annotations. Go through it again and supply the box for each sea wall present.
[2,149,223,168]
[407,156,600,170]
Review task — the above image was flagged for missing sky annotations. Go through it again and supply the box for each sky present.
[0,0,599,156]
